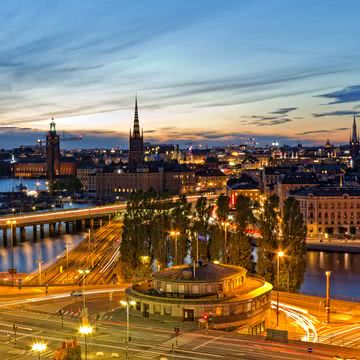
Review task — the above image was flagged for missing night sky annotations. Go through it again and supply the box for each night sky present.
[0,0,360,148]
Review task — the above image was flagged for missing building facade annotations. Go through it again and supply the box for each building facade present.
[292,187,360,238]
[126,262,272,333]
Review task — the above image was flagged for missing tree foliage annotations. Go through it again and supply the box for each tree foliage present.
[229,195,255,271]
[257,194,279,284]
[279,197,307,292]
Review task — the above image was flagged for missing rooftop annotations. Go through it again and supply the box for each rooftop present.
[153,262,246,283]
[291,186,360,197]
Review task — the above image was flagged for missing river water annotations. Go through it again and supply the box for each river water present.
[301,251,360,300]
[0,233,85,274]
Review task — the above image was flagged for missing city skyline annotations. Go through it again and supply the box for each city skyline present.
[1,0,360,148]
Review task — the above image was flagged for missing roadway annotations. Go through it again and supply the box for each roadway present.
[276,291,360,351]
[25,222,123,286]
[0,292,357,359]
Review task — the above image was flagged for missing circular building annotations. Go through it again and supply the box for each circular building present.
[125,262,272,333]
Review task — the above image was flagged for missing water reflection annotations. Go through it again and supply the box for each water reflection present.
[0,234,85,273]
[301,251,360,299]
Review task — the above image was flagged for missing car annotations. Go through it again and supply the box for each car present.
[70,290,83,297]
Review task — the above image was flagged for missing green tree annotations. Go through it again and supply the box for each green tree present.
[228,195,254,271]
[192,196,213,260]
[280,197,307,292]
[120,192,150,278]
[216,194,230,222]
[208,194,230,261]
[257,194,280,284]
[169,195,192,265]
[53,176,82,193]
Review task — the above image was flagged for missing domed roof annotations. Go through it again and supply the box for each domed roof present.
[153,262,246,283]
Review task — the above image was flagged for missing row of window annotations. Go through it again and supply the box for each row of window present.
[303,202,360,210]
[309,212,360,218]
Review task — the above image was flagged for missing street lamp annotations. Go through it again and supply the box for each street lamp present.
[32,205,36,212]
[65,242,71,283]
[7,220,16,286]
[221,222,230,264]
[169,231,180,265]
[120,299,136,359]
[276,250,285,327]
[78,269,90,314]
[79,325,93,360]
[31,342,47,360]
[325,271,331,324]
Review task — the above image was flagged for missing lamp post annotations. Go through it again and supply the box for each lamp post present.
[169,231,180,265]
[78,269,90,314]
[31,342,47,360]
[325,271,331,324]
[79,325,93,360]
[120,299,136,359]
[276,251,285,327]
[221,222,230,264]
[7,220,16,286]
[65,242,71,284]
[88,228,91,252]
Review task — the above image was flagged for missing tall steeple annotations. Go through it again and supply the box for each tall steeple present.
[129,96,144,166]
[133,95,140,137]
[350,114,360,164]
[352,113,358,143]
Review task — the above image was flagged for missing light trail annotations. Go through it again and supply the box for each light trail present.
[0,288,125,308]
[271,301,318,342]
[100,247,120,274]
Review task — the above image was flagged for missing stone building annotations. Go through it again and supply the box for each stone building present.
[291,187,360,238]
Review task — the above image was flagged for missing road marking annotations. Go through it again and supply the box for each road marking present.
[192,334,225,350]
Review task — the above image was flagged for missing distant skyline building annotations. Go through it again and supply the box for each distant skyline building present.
[350,114,360,161]
[128,96,144,166]
[46,119,60,180]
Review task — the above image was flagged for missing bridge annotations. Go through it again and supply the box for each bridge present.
[0,194,217,246]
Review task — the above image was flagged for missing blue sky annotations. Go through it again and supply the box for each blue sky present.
[1,0,360,148]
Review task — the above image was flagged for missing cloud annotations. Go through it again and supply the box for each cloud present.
[318,85,360,104]
[241,114,293,127]
[312,110,360,117]
[296,127,349,136]
[271,107,298,115]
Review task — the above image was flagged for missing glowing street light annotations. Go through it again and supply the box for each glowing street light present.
[221,222,230,264]
[169,230,180,265]
[325,271,331,324]
[120,299,136,359]
[32,342,47,359]
[140,255,150,265]
[78,269,90,314]
[79,325,93,360]
[276,250,285,327]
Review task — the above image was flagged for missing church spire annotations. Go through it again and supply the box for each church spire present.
[133,95,140,137]
[352,113,358,144]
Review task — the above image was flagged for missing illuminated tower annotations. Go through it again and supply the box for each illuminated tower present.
[128,96,144,166]
[46,119,60,180]
[350,114,360,161]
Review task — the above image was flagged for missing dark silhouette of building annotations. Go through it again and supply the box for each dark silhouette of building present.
[128,97,144,166]
[46,119,60,180]
[350,114,360,162]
